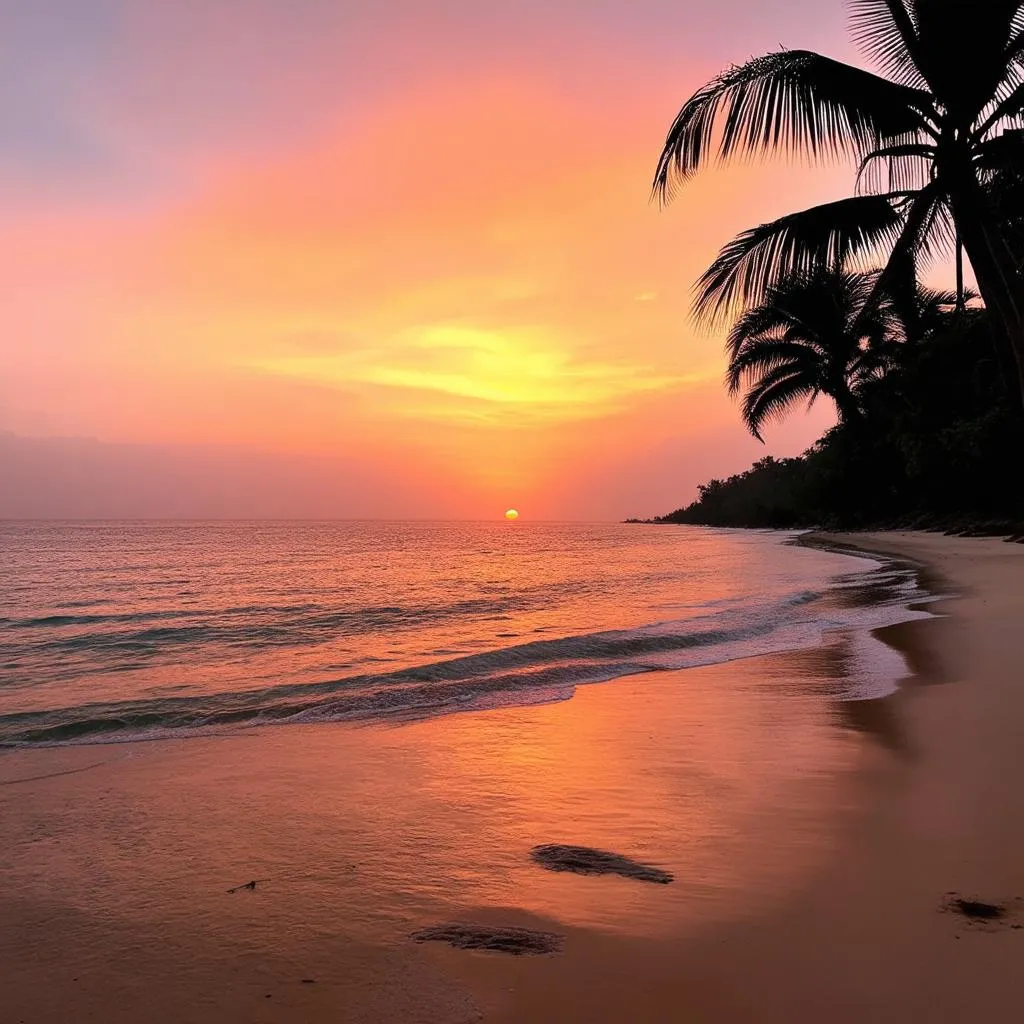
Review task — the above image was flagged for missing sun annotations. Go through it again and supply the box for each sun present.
[504,508,519,521]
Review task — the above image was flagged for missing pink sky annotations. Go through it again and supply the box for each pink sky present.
[0,1,888,519]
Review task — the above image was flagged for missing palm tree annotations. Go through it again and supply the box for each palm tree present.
[725,268,946,439]
[653,0,1024,403]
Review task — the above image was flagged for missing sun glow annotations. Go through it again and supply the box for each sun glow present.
[505,509,520,521]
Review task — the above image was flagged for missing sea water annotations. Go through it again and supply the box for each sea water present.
[0,521,934,746]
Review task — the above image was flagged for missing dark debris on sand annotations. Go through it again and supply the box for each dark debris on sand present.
[226,879,267,893]
[941,892,1024,929]
[411,924,563,956]
[530,844,673,884]
[952,899,1004,920]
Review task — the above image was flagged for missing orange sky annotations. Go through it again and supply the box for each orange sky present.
[0,1,875,519]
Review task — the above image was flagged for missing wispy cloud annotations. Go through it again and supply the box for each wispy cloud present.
[248,322,687,425]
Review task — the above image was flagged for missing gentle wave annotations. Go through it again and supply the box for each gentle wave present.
[0,572,936,748]
[0,592,601,665]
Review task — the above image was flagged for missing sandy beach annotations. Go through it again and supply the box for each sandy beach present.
[2,531,1023,1022]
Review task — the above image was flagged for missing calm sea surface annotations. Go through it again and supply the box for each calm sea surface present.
[0,521,931,746]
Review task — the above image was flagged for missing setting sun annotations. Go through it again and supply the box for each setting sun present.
[504,509,520,521]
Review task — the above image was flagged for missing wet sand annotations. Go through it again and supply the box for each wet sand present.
[2,531,1023,1021]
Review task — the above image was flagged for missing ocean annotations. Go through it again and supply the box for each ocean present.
[0,521,934,747]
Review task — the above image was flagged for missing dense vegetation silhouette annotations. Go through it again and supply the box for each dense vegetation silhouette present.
[644,1,1024,528]
[653,309,1024,528]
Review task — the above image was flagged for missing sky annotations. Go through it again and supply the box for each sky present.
[0,0,877,520]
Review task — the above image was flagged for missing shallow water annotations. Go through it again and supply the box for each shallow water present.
[0,522,931,745]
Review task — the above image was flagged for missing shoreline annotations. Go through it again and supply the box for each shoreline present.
[0,529,928,753]
[2,531,1022,1021]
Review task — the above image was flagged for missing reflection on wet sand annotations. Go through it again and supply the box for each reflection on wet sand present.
[0,643,905,1023]
[390,648,878,936]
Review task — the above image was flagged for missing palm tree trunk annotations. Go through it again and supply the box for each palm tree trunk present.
[957,226,1024,408]
[947,177,1024,409]
[955,234,965,313]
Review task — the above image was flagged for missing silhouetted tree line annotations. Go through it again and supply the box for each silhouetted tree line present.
[651,308,1024,528]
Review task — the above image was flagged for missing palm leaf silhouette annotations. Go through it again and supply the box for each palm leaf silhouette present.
[655,0,1024,402]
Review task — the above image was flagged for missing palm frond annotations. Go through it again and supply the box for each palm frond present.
[915,285,977,332]
[919,286,965,308]
[694,194,906,324]
[850,345,902,384]
[741,366,820,440]
[910,190,957,266]
[726,338,821,395]
[726,272,860,360]
[725,306,801,361]
[1006,27,1024,69]
[976,82,1024,138]
[848,0,930,89]
[856,140,936,194]
[975,126,1024,172]
[653,50,933,200]
[988,61,1024,120]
